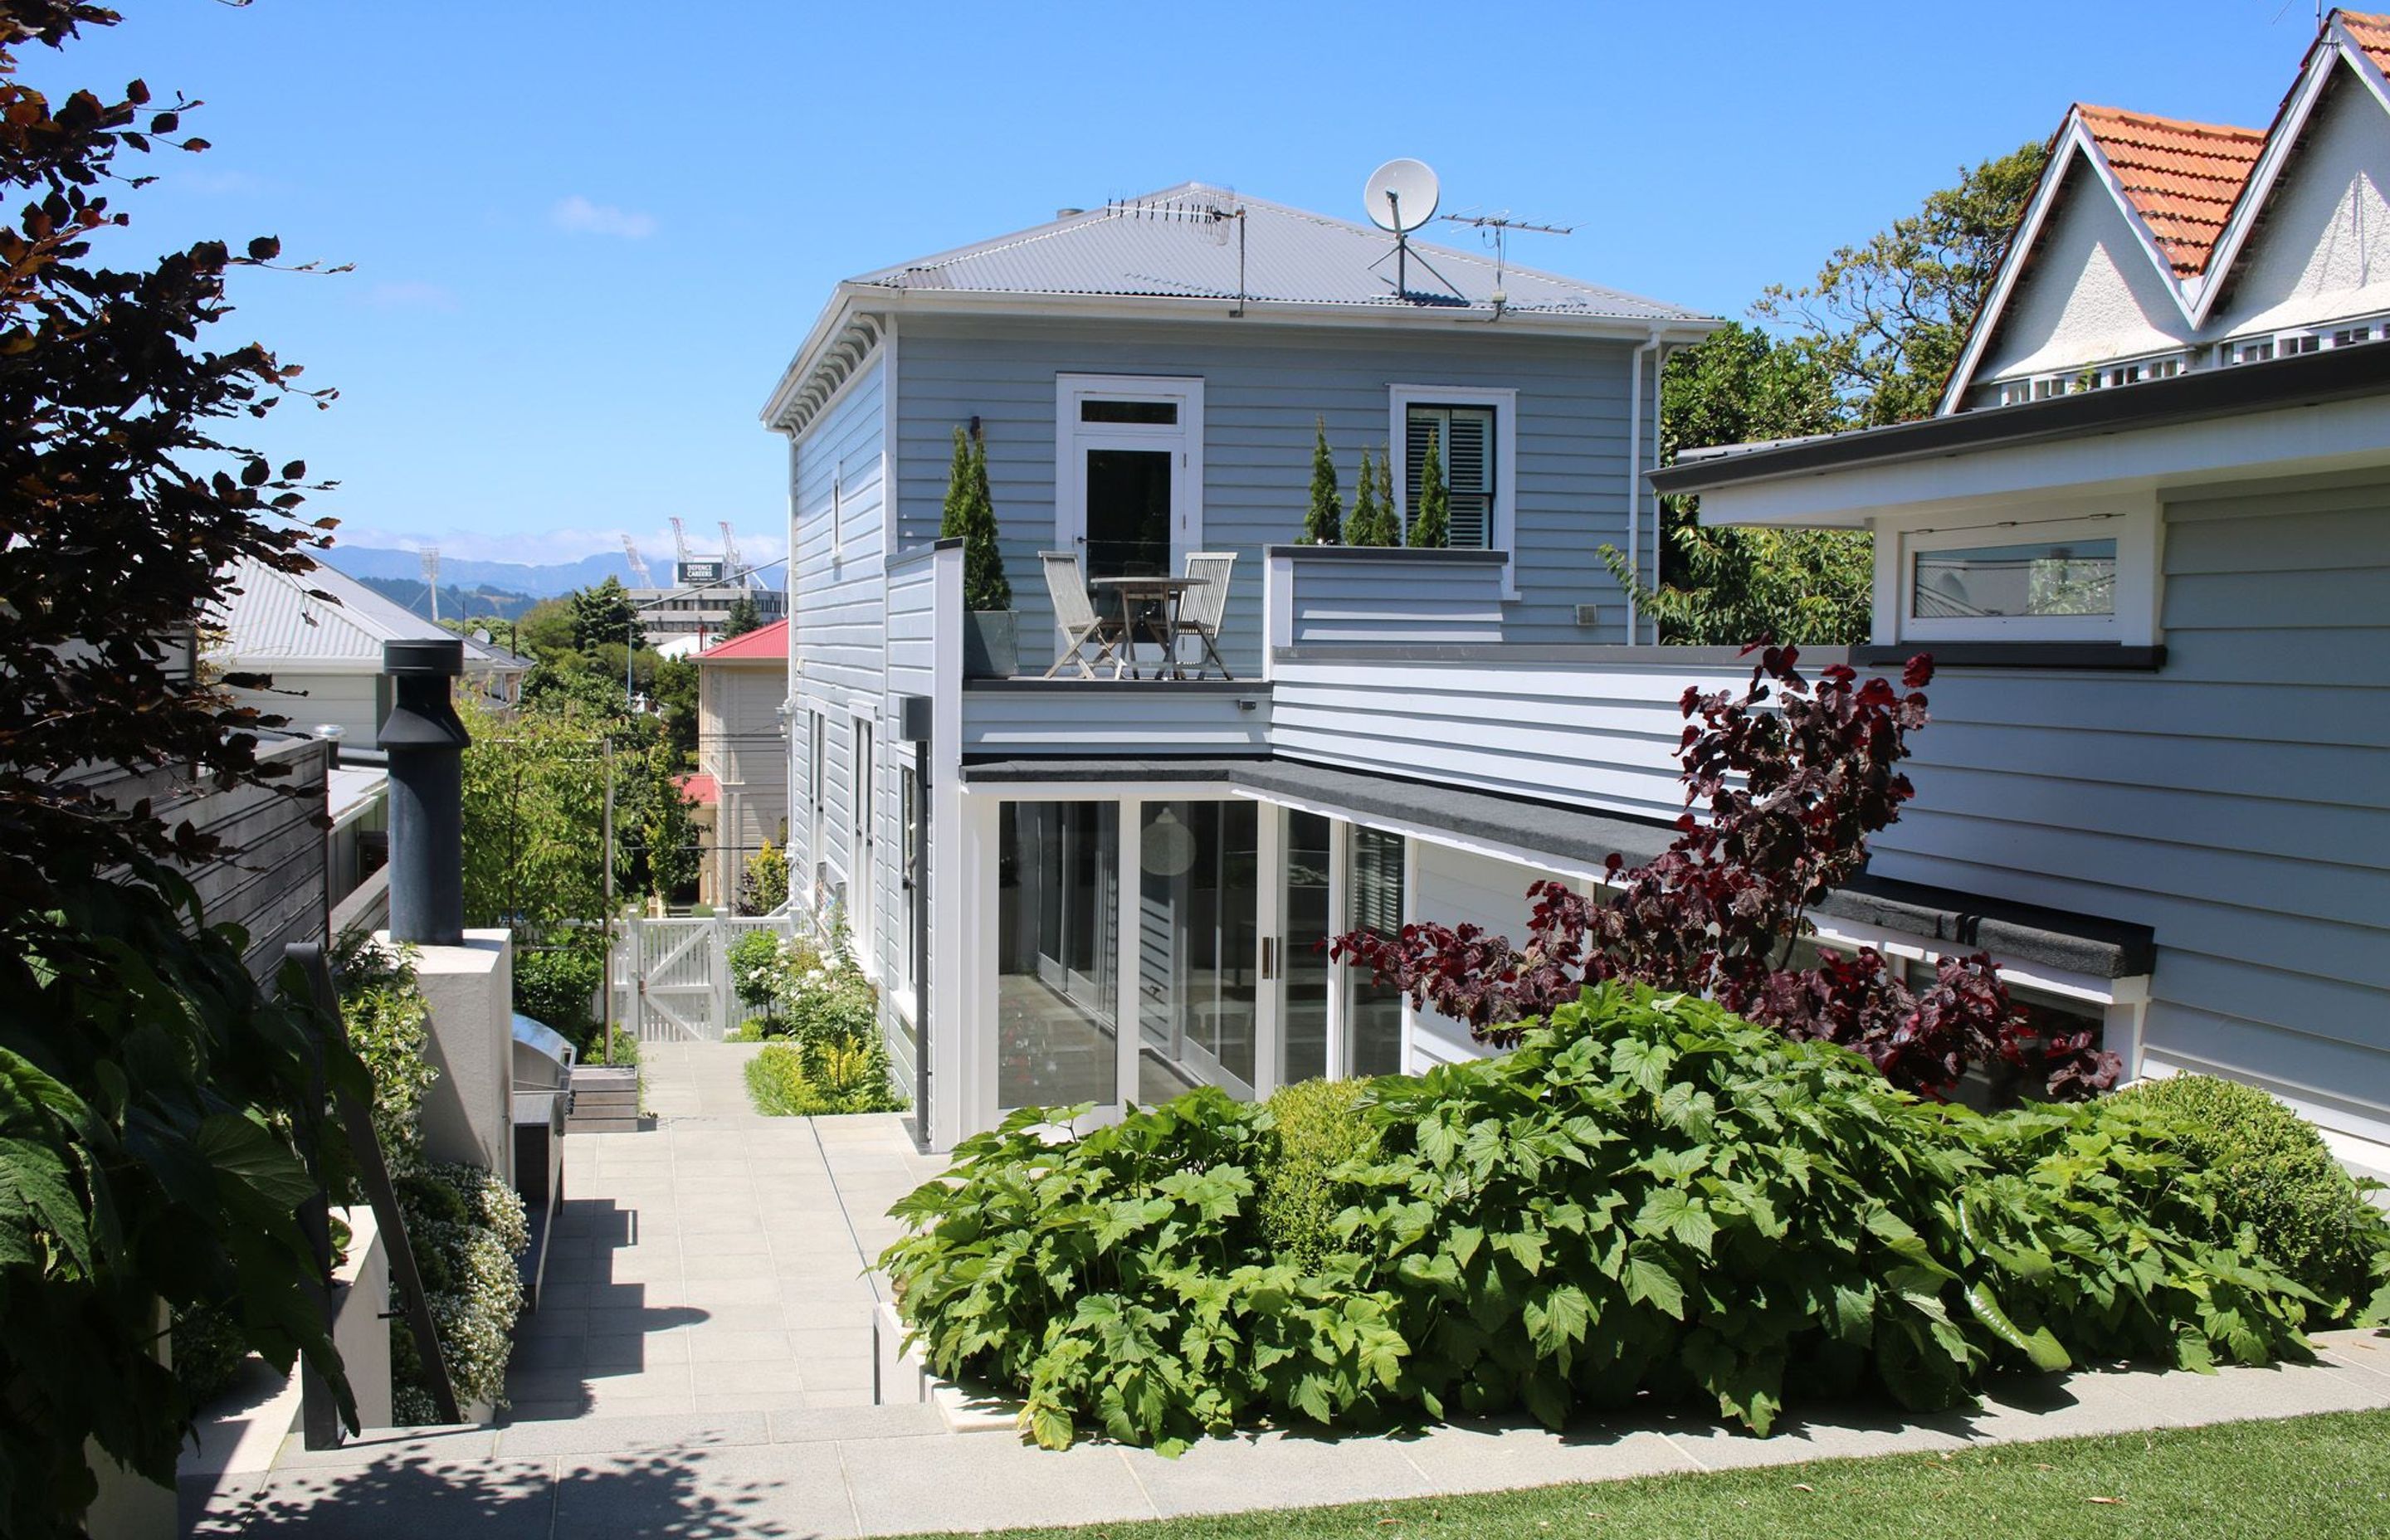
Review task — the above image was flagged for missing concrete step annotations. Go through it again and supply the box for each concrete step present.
[566,1116,642,1134]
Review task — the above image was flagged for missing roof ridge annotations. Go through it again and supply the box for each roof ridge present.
[2075,101,2265,140]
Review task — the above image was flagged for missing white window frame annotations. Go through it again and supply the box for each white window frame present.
[848,703,876,977]
[1886,499,2158,646]
[1388,384,1518,594]
[1054,373,1205,572]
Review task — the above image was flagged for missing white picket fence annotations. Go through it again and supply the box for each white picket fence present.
[612,912,798,1042]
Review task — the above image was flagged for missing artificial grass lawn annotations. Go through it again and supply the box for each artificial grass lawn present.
[896,1411,2390,1540]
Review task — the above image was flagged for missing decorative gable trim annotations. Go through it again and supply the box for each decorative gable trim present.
[1939,116,2197,413]
[763,300,886,437]
[2190,21,2390,321]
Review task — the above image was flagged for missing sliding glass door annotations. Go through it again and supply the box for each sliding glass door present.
[997,802,1119,1112]
[1135,801,1260,1102]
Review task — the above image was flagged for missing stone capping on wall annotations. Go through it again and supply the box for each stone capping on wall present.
[1264,543,1510,565]
[962,679,1271,695]
[1851,642,2168,671]
[887,535,964,572]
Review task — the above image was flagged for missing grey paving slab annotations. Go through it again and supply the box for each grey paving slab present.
[496,1410,771,1459]
[841,1433,1156,1534]
[1661,1404,1972,1469]
[1396,1417,1700,1494]
[1122,1430,1438,1517]
[555,1445,859,1540]
[768,1405,949,1444]
[231,1457,558,1538]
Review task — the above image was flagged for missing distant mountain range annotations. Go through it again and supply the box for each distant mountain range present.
[321,546,642,597]
[354,575,544,622]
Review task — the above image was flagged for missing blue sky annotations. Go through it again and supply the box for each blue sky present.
[35,2,2328,567]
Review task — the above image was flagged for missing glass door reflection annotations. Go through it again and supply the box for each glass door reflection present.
[1137,802,1258,1103]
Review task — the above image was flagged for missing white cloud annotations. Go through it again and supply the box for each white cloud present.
[334,524,789,573]
[551,194,656,240]
[366,280,458,312]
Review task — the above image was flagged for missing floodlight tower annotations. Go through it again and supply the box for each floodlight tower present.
[620,535,652,587]
[719,522,749,589]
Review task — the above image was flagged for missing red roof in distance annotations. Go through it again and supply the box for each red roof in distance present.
[695,618,788,663]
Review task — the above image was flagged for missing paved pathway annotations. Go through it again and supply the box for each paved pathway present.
[182,1044,2390,1535]
[189,1333,2390,1538]
[505,1040,946,1421]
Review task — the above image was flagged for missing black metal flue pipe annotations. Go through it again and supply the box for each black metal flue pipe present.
[379,638,471,946]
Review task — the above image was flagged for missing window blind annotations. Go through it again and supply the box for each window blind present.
[1350,827,1405,939]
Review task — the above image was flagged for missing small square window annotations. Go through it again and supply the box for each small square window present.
[2282,334,2321,356]
[2151,358,2182,378]
[2333,325,2373,347]
[2234,339,2275,364]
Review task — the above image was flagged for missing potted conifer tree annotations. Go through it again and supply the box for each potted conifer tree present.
[1301,417,1342,544]
[1408,426,1451,548]
[942,426,1017,676]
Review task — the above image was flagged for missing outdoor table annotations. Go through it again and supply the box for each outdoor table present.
[1087,574,1209,680]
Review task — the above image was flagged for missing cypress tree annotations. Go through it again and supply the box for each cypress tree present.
[939,425,1012,611]
[1408,425,1450,548]
[1303,417,1342,544]
[1343,447,1380,545]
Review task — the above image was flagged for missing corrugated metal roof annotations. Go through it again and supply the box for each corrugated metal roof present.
[208,556,514,673]
[695,618,788,664]
[848,184,1710,321]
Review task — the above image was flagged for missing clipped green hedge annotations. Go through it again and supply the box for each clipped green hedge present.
[885,984,2332,1455]
[2114,1073,2390,1318]
[1256,1079,1377,1271]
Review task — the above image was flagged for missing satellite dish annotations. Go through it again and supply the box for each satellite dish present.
[1363,158,1440,233]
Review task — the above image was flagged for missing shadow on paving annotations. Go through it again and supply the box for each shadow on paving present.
[202,1450,835,1539]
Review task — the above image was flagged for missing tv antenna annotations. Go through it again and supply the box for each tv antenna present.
[1363,158,1456,302]
[1440,212,1574,298]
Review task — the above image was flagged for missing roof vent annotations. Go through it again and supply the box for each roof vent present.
[1056,207,1085,218]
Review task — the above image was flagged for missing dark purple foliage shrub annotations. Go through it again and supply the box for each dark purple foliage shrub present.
[1332,646,2119,1099]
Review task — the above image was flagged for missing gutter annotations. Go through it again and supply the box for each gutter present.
[1623,334,1660,642]
[1651,340,2390,496]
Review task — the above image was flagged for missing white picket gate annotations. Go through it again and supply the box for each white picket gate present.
[612,913,797,1042]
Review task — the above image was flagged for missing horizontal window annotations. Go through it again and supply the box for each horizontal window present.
[1911,539,2116,621]
[1080,399,1177,426]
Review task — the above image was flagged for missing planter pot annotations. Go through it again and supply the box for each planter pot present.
[963,610,1019,679]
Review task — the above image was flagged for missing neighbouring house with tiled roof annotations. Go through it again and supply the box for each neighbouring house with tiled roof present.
[1658,10,2390,1169]
[1949,7,2390,407]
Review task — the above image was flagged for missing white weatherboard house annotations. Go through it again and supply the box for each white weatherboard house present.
[1660,10,2390,1167]
[766,146,2386,1164]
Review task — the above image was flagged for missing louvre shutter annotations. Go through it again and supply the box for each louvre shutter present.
[1402,405,1495,548]
[1350,828,1405,939]
[1445,408,1492,549]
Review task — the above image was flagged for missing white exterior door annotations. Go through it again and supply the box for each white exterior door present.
[1055,375,1204,579]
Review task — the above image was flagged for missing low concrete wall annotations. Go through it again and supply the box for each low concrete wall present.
[330,1204,393,1431]
[402,928,515,1189]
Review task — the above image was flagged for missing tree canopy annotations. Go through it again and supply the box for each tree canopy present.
[0,4,364,1528]
[1606,143,2048,645]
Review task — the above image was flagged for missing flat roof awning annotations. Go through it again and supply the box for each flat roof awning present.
[959,755,2153,979]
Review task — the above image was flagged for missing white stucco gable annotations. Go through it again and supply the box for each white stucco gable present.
[1973,158,2199,388]
[2210,71,2390,338]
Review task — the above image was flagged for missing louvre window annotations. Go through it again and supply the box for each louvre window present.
[1403,404,1495,549]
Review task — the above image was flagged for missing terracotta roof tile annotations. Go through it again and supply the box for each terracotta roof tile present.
[2340,10,2390,73]
[2075,105,2266,275]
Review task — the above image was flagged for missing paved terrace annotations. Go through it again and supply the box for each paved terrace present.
[183,1044,2390,1537]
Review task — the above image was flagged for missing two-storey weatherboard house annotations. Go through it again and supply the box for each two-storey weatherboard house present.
[1658,10,2390,1171]
[763,183,1739,1147]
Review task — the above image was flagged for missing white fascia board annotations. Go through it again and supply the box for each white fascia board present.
[1694,391,2390,527]
[869,285,1721,345]
[758,285,871,430]
[2189,36,2385,322]
[1944,119,2198,414]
